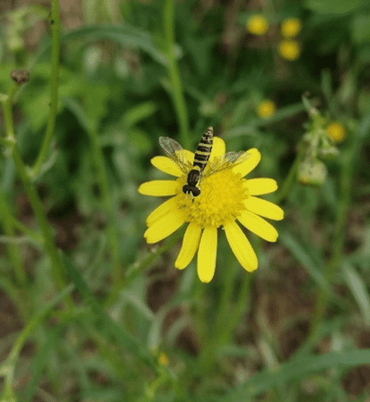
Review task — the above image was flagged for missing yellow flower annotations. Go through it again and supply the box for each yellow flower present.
[257,100,276,118]
[139,136,283,283]
[278,39,300,61]
[280,18,302,38]
[325,122,346,143]
[246,15,268,36]
[158,352,169,366]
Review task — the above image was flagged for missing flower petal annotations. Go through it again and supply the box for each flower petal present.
[183,150,194,164]
[224,221,258,272]
[210,137,225,161]
[151,156,184,177]
[197,227,217,283]
[138,180,179,196]
[175,222,202,270]
[233,148,261,177]
[238,210,278,242]
[146,196,179,226]
[244,196,284,221]
[144,209,185,243]
[246,178,278,195]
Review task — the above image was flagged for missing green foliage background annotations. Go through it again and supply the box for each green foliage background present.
[1,0,370,401]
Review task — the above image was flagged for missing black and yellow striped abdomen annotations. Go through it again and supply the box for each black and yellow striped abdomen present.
[183,127,214,197]
[193,126,213,173]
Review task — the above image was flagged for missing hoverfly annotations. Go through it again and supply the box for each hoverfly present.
[159,126,250,197]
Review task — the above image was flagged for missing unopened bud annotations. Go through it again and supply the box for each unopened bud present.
[298,159,327,186]
[11,70,29,84]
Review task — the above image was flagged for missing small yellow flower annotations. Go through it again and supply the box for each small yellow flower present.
[278,39,300,61]
[246,15,268,36]
[257,100,276,119]
[139,135,283,283]
[158,352,169,366]
[280,18,302,38]
[325,122,346,143]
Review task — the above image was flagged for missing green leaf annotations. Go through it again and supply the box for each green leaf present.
[123,102,157,128]
[351,14,370,44]
[224,349,370,400]
[305,0,365,14]
[342,263,370,325]
[63,24,167,66]
[60,252,158,371]
[279,232,329,291]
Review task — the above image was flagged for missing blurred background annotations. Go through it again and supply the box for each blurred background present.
[1,0,370,401]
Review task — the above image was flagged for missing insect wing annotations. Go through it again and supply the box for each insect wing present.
[200,150,251,180]
[158,137,191,174]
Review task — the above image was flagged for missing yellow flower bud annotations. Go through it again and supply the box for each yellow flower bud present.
[325,122,346,143]
[278,40,301,61]
[257,100,276,118]
[246,15,268,36]
[281,18,302,38]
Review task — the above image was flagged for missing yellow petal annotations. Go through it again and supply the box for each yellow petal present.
[175,222,202,270]
[183,149,194,164]
[144,209,185,243]
[224,221,258,272]
[147,196,179,226]
[238,210,278,242]
[244,196,284,221]
[233,148,261,177]
[246,178,278,195]
[197,226,217,283]
[210,137,225,161]
[138,180,179,196]
[151,156,183,177]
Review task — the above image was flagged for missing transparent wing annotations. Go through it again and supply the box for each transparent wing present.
[200,150,251,180]
[158,136,192,174]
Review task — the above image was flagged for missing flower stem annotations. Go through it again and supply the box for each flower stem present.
[86,124,121,303]
[309,140,356,341]
[276,146,304,204]
[0,191,27,287]
[1,91,72,308]
[31,0,60,177]
[163,0,190,148]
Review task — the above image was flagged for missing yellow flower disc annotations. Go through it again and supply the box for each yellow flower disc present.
[325,122,346,143]
[175,170,247,228]
[281,18,302,38]
[246,15,268,36]
[257,100,276,118]
[278,40,300,61]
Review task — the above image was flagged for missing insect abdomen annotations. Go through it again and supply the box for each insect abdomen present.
[193,126,213,173]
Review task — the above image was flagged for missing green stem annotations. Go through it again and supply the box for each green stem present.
[163,0,190,148]
[124,230,184,286]
[220,270,253,345]
[12,145,71,299]
[276,146,304,203]
[0,191,27,287]
[309,143,355,340]
[86,125,121,302]
[1,90,71,307]
[5,214,42,243]
[215,261,238,338]
[31,0,60,177]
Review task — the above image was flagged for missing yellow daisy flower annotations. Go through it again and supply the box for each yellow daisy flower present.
[278,39,300,61]
[246,15,269,36]
[139,132,283,283]
[325,122,346,143]
[280,18,302,38]
[257,100,276,118]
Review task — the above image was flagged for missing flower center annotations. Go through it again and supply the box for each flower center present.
[176,169,248,228]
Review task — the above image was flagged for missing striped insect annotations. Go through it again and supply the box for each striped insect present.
[159,127,251,197]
